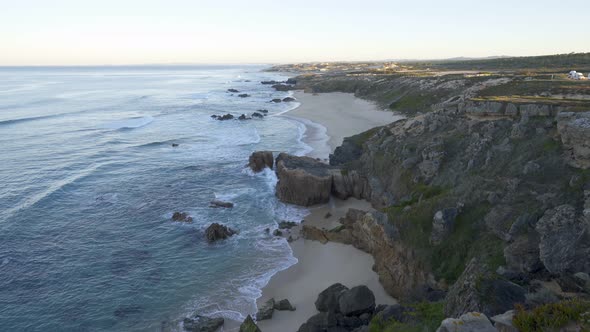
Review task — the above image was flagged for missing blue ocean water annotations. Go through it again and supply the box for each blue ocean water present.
[0,65,310,331]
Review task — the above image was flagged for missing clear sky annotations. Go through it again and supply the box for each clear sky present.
[1,0,589,65]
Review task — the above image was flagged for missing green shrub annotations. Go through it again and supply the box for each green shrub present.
[513,300,590,332]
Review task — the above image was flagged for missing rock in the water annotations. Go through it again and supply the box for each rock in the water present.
[251,112,263,118]
[315,283,349,313]
[278,221,298,229]
[272,84,293,91]
[228,88,239,93]
[238,114,250,120]
[238,94,250,98]
[272,229,283,236]
[283,97,296,102]
[248,151,274,173]
[239,315,261,332]
[271,98,282,103]
[436,312,496,332]
[338,286,375,316]
[216,114,234,121]
[172,143,179,147]
[172,212,193,223]
[209,200,234,208]
[274,298,296,311]
[183,315,224,332]
[256,298,275,320]
[205,223,237,242]
[430,207,458,245]
[258,109,269,114]
[275,153,333,206]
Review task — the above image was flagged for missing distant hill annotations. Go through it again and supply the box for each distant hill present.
[403,52,590,71]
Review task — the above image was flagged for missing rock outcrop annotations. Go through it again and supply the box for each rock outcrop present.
[256,298,275,320]
[275,153,333,206]
[205,223,237,242]
[239,315,261,332]
[557,112,590,169]
[338,286,376,316]
[209,200,233,208]
[172,212,193,223]
[183,315,224,332]
[274,299,296,311]
[436,312,496,332]
[248,151,274,173]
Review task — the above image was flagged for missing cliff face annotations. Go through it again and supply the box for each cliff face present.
[327,100,590,315]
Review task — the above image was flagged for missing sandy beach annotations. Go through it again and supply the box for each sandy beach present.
[286,91,403,159]
[255,92,402,331]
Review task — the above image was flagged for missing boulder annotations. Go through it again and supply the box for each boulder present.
[275,153,333,206]
[261,80,281,85]
[172,143,179,147]
[205,223,237,243]
[283,97,296,102]
[503,233,543,274]
[274,299,296,311]
[338,286,376,316]
[238,114,249,120]
[272,84,293,91]
[430,207,458,245]
[216,114,234,121]
[436,312,496,332]
[557,111,590,169]
[239,315,261,332]
[172,212,193,223]
[315,283,349,313]
[490,310,518,332]
[251,112,264,118]
[209,200,234,208]
[477,279,526,317]
[258,109,269,114]
[183,315,224,332]
[272,229,283,237]
[305,312,338,329]
[535,204,590,274]
[238,94,250,98]
[248,151,274,173]
[278,221,298,229]
[256,298,275,320]
[271,98,282,103]
[227,88,239,93]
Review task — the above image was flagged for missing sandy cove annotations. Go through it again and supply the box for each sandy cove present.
[255,92,403,332]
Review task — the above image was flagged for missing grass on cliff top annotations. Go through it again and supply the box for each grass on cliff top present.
[513,300,590,332]
[369,301,445,332]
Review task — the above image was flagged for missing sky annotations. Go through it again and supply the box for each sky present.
[1,0,589,66]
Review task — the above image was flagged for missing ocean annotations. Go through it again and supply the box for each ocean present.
[0,65,311,331]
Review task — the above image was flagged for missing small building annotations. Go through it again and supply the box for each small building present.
[568,70,586,80]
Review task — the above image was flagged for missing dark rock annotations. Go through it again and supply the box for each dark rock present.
[211,115,218,119]
[504,233,543,274]
[358,313,372,324]
[271,98,282,103]
[172,143,179,147]
[275,153,333,206]
[248,151,274,173]
[338,286,375,316]
[216,114,234,121]
[258,109,269,113]
[272,229,283,236]
[326,327,349,332]
[306,312,338,328]
[278,221,298,229]
[315,283,349,313]
[205,223,237,242]
[337,314,363,329]
[557,274,587,293]
[274,298,296,311]
[297,323,323,332]
[239,315,261,332]
[351,327,369,332]
[324,212,332,219]
[228,88,239,93]
[172,212,193,223]
[373,304,406,323]
[256,298,275,320]
[238,94,250,98]
[283,97,296,102]
[264,228,270,233]
[272,84,293,91]
[209,200,234,208]
[286,78,297,84]
[251,112,263,118]
[478,279,526,317]
[261,80,281,85]
[238,114,250,120]
[183,315,224,332]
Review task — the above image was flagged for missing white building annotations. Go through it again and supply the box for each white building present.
[568,70,586,80]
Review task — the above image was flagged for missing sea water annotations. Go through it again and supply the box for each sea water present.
[0,65,308,331]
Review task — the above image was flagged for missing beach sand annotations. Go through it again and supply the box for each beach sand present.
[286,91,403,159]
[254,93,402,331]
